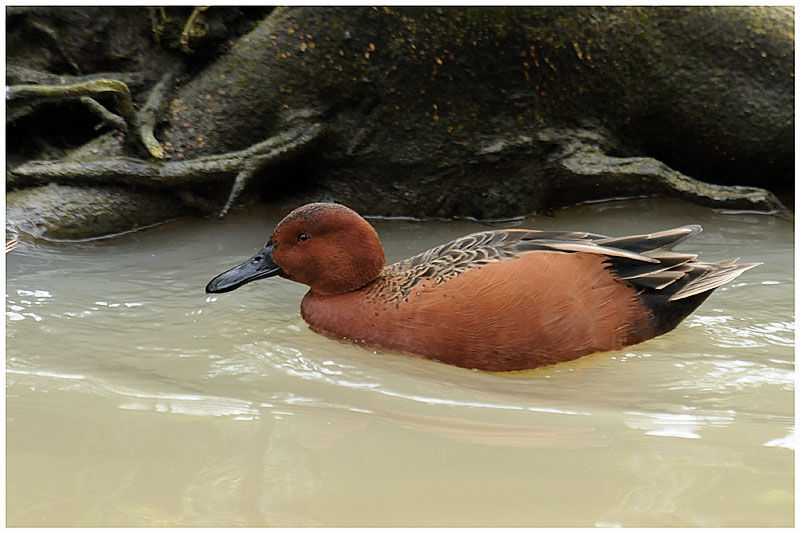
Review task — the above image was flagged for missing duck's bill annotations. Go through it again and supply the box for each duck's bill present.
[205,244,282,293]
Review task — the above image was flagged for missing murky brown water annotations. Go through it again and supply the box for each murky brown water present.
[6,197,793,526]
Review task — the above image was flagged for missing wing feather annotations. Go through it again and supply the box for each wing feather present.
[383,224,756,303]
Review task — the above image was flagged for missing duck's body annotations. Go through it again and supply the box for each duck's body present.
[206,203,758,372]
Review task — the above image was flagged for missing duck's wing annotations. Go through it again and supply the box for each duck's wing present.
[390,228,622,285]
[396,226,694,274]
[391,225,758,301]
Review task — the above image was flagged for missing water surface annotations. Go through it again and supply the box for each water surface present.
[6,197,794,526]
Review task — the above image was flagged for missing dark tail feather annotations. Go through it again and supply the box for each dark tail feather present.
[638,259,760,335]
[667,259,760,301]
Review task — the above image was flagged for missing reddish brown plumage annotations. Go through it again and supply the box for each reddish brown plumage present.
[301,251,655,371]
[206,202,759,372]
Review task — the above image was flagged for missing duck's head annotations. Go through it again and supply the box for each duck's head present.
[205,203,386,295]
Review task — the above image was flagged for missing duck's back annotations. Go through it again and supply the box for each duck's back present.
[300,226,757,371]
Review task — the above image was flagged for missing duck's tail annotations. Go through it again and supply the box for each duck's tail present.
[588,225,760,336]
[614,228,760,336]
[635,257,759,337]
[664,258,760,301]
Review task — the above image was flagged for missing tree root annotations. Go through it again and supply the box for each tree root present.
[8,64,186,160]
[6,66,146,92]
[9,122,325,215]
[148,7,172,42]
[79,96,128,131]
[6,67,146,125]
[180,6,210,53]
[556,136,792,219]
[8,79,137,126]
[135,61,185,159]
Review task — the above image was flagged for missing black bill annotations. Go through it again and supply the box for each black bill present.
[205,243,282,293]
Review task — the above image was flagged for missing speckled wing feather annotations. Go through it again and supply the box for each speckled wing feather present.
[388,229,602,286]
[378,225,758,303]
[378,229,619,303]
[374,230,530,304]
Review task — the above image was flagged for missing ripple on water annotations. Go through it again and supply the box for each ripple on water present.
[6,288,53,322]
[687,314,795,349]
[623,410,736,439]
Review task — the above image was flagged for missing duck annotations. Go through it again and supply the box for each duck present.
[206,202,759,372]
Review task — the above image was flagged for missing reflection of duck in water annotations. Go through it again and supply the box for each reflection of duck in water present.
[207,203,759,372]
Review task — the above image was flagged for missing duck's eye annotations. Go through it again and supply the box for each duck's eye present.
[297,233,310,244]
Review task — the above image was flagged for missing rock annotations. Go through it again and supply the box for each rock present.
[6,183,189,241]
[156,6,791,218]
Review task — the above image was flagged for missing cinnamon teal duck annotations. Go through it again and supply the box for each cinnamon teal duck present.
[206,203,759,371]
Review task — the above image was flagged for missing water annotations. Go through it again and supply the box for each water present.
[6,197,794,526]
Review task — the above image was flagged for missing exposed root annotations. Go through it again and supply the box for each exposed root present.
[652,168,792,219]
[148,7,172,42]
[180,6,210,53]
[135,61,185,159]
[10,122,325,215]
[79,96,127,131]
[221,160,261,217]
[6,68,146,124]
[550,130,792,220]
[6,66,146,92]
[7,79,137,125]
[8,67,184,160]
